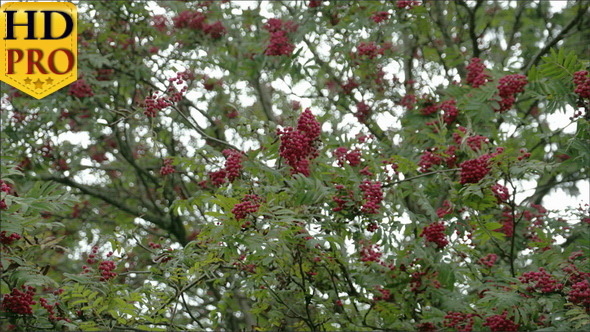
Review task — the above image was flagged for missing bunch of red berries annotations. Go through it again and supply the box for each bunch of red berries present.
[308,0,322,8]
[466,58,490,88]
[479,253,498,268]
[568,279,590,307]
[1,286,36,315]
[443,311,476,332]
[39,297,70,322]
[418,148,443,173]
[483,312,519,332]
[278,109,321,176]
[396,0,421,9]
[341,78,359,95]
[151,14,168,32]
[143,93,171,118]
[459,154,492,184]
[160,158,175,176]
[519,267,564,293]
[436,200,453,218]
[264,18,298,56]
[222,149,243,181]
[0,231,21,245]
[231,194,262,221]
[68,78,94,98]
[374,287,391,301]
[1,180,11,193]
[173,10,206,30]
[573,70,590,99]
[496,74,528,112]
[355,42,384,60]
[440,99,458,124]
[206,149,244,187]
[98,260,117,281]
[334,147,362,167]
[420,222,448,249]
[332,184,354,213]
[491,183,510,202]
[203,20,226,39]
[371,11,390,23]
[359,180,383,214]
[355,101,371,123]
[360,241,383,263]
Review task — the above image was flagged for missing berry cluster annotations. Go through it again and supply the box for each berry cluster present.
[360,241,383,263]
[453,127,490,151]
[151,14,168,32]
[466,58,490,88]
[173,10,206,30]
[148,241,162,249]
[374,286,391,301]
[223,149,244,182]
[496,74,528,112]
[519,267,564,293]
[173,10,227,39]
[371,11,390,23]
[278,108,321,176]
[68,78,94,98]
[440,99,458,124]
[396,0,421,9]
[479,253,498,268]
[410,270,441,293]
[231,194,262,221]
[573,70,590,99]
[264,18,298,56]
[499,207,515,237]
[340,78,359,95]
[491,183,510,202]
[399,94,416,110]
[436,200,453,218]
[416,322,437,332]
[459,154,492,184]
[98,260,117,281]
[444,311,476,332]
[160,158,175,176]
[355,101,371,123]
[359,180,383,214]
[483,312,519,332]
[418,148,443,173]
[206,149,244,187]
[39,297,70,322]
[0,231,21,245]
[568,279,590,307]
[308,0,322,8]
[143,93,171,118]
[355,42,385,60]
[143,72,191,117]
[334,147,361,167]
[420,222,448,249]
[332,184,354,213]
[1,286,36,315]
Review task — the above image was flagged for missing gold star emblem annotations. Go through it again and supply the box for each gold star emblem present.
[46,77,54,85]
[24,77,32,84]
[33,79,44,89]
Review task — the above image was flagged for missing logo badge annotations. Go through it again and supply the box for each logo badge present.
[1,2,77,99]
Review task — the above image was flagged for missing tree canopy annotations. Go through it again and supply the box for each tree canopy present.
[1,1,590,331]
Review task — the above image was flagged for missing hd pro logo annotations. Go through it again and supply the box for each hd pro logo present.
[1,2,77,99]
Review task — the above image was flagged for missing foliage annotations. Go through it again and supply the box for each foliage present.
[1,1,589,331]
